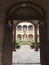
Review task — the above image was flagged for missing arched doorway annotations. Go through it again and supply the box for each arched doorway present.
[2,2,46,65]
[29,34,33,40]
[23,34,27,41]
[17,34,22,40]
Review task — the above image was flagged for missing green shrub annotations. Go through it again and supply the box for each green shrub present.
[29,40,34,48]
[16,39,21,48]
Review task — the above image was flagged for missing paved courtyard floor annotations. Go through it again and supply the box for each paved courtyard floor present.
[12,45,40,65]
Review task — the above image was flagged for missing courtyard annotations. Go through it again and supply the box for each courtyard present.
[12,45,40,65]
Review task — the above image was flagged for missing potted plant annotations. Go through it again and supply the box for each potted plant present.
[29,40,34,48]
[16,39,21,49]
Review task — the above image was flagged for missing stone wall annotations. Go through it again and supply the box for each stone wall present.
[0,12,5,65]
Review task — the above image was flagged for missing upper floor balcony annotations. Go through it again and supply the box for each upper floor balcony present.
[16,24,35,33]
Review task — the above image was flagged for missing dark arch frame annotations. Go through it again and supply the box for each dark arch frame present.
[7,2,45,20]
[2,2,47,65]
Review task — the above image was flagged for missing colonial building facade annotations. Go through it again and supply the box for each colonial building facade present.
[16,21,39,44]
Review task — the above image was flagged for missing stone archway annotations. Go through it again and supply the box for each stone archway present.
[23,34,27,41]
[17,34,22,40]
[29,34,33,40]
[2,2,47,65]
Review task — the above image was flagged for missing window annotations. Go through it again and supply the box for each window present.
[17,25,22,31]
[23,25,27,32]
[28,25,33,31]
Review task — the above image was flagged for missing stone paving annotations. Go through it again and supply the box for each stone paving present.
[12,45,40,65]
[12,64,41,65]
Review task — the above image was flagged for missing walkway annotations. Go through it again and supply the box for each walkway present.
[12,45,40,65]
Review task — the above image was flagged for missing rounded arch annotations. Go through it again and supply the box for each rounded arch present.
[23,34,27,41]
[23,25,27,27]
[15,20,35,26]
[23,25,27,31]
[17,34,22,40]
[7,2,45,20]
[2,1,48,65]
[28,34,33,40]
[28,25,33,31]
[17,25,22,30]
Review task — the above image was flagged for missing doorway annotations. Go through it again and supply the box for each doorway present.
[2,2,46,65]
[12,20,40,65]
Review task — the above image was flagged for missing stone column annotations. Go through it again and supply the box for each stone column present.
[27,25,28,32]
[13,24,16,51]
[46,13,49,65]
[22,26,23,42]
[39,20,48,65]
[34,25,38,51]
[2,20,13,65]
[0,12,6,65]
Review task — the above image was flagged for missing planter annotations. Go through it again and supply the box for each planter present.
[29,40,34,49]
[16,45,20,49]
[16,39,21,49]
